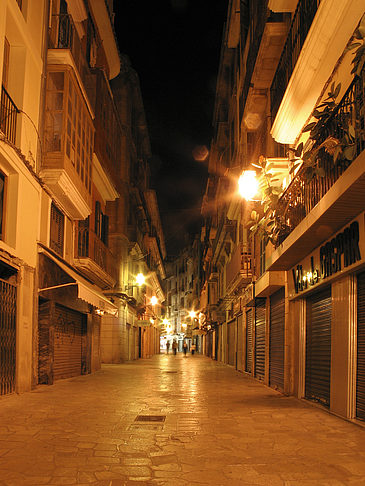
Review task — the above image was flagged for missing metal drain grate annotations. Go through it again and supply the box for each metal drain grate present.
[135,415,166,422]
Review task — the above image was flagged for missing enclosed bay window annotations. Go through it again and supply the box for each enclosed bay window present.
[44,69,94,194]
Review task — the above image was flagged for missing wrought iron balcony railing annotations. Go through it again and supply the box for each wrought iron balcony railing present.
[276,66,365,246]
[77,225,117,282]
[0,85,19,145]
[270,0,320,120]
[49,14,91,94]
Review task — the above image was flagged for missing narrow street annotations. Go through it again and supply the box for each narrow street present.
[0,355,364,486]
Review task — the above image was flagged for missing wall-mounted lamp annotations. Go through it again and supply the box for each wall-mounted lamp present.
[125,273,146,292]
[238,170,259,201]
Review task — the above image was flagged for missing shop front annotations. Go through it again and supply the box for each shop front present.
[38,248,117,384]
[254,299,266,381]
[289,215,365,420]
[245,308,253,374]
[227,318,236,366]
[269,288,285,392]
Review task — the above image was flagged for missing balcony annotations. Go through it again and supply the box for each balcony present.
[74,225,117,289]
[226,244,252,294]
[242,4,288,131]
[270,0,320,120]
[271,0,363,144]
[268,66,365,270]
[48,14,92,109]
[0,85,19,145]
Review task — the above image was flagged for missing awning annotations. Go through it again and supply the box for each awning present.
[38,248,118,316]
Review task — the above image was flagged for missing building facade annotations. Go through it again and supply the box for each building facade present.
[0,0,165,396]
[200,0,365,422]
[163,242,200,350]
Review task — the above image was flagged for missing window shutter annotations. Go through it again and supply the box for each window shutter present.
[102,214,109,246]
[50,203,64,256]
[95,201,101,237]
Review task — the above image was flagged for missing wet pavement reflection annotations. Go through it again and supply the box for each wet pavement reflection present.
[0,354,364,485]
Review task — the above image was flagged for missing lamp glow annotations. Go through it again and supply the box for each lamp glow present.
[135,273,145,286]
[238,170,259,201]
[189,310,197,319]
[150,296,158,306]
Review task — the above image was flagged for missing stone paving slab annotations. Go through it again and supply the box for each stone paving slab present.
[0,354,364,485]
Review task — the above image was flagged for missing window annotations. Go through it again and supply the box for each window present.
[0,172,5,240]
[50,203,64,256]
[2,38,10,90]
[94,201,109,246]
[86,17,97,68]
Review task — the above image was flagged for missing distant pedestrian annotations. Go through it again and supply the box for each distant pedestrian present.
[166,341,170,354]
[172,340,177,355]
[191,343,196,355]
[183,341,188,356]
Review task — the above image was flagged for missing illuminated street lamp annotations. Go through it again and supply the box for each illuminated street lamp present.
[189,310,197,319]
[238,170,259,201]
[150,295,158,306]
[135,273,146,286]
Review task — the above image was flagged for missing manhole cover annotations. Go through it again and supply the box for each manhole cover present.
[135,415,166,422]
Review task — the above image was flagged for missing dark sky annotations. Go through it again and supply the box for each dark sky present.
[114,0,227,256]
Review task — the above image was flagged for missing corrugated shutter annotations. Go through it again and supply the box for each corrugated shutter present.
[305,287,331,407]
[54,305,85,381]
[255,300,266,380]
[356,271,365,421]
[237,314,243,372]
[227,318,236,366]
[246,309,253,373]
[269,288,285,391]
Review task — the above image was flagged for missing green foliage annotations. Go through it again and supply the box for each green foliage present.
[348,13,365,75]
[246,156,287,245]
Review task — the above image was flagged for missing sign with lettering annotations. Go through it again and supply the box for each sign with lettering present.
[290,219,363,295]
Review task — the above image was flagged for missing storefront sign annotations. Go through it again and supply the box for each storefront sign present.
[137,320,151,326]
[292,221,361,294]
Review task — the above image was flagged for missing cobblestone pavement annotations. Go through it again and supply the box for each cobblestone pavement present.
[0,354,365,486]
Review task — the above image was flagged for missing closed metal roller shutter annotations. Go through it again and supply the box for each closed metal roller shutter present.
[237,314,243,372]
[255,300,266,380]
[54,305,85,381]
[246,309,253,373]
[227,319,236,366]
[269,288,285,391]
[356,271,365,421]
[305,287,331,407]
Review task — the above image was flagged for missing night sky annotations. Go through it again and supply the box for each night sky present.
[114,0,227,256]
